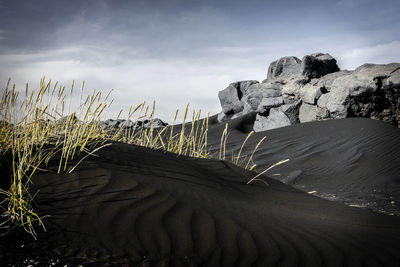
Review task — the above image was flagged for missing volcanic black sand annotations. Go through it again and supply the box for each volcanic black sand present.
[1,117,400,266]
[206,114,400,216]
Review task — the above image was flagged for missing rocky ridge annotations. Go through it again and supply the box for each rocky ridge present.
[217,53,400,131]
[100,118,168,130]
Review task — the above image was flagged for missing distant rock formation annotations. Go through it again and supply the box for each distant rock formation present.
[100,118,168,130]
[217,53,400,131]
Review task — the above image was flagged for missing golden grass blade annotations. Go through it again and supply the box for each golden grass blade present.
[245,136,267,170]
[234,131,254,165]
[0,78,282,239]
[247,159,290,185]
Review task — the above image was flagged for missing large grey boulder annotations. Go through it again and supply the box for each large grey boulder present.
[216,52,400,128]
[299,80,323,105]
[258,96,284,113]
[318,63,400,121]
[253,108,292,132]
[266,53,339,82]
[281,100,302,124]
[345,63,399,96]
[316,70,353,91]
[218,85,243,114]
[267,53,340,105]
[217,111,232,123]
[218,80,259,116]
[253,100,301,132]
[265,56,304,104]
[382,66,400,89]
[241,82,282,112]
[299,103,318,122]
[298,71,351,105]
[301,53,340,79]
[280,78,308,103]
[232,80,260,95]
[317,88,349,119]
[348,64,400,125]
[267,56,302,81]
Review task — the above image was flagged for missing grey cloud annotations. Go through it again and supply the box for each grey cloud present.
[0,44,265,121]
[1,0,399,121]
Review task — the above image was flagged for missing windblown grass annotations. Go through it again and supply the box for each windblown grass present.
[0,78,288,238]
[0,78,114,237]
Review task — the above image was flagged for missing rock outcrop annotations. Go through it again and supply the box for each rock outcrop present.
[217,52,400,131]
[100,118,168,130]
[217,80,259,122]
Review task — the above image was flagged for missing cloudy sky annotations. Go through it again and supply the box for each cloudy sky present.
[1,0,399,121]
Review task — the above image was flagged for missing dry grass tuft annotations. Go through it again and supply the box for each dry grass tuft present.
[0,78,288,238]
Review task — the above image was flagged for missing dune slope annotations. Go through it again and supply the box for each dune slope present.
[7,142,399,266]
[207,115,400,215]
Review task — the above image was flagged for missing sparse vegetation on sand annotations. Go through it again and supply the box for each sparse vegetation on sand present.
[0,78,288,238]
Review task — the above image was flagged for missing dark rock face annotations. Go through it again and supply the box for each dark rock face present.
[217,52,400,131]
[301,53,340,79]
[218,80,259,116]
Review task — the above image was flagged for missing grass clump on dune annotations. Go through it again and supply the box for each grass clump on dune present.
[0,78,287,238]
[0,78,115,237]
[0,78,212,237]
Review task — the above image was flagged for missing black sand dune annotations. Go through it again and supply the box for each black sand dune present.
[2,135,400,266]
[206,115,400,216]
[2,117,400,266]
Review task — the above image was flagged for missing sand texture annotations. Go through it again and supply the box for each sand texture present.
[1,118,400,266]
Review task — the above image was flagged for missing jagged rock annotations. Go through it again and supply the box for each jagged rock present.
[299,71,353,105]
[218,85,243,114]
[103,119,125,128]
[231,102,256,119]
[253,100,301,132]
[266,53,339,82]
[216,53,400,128]
[253,108,292,132]
[232,80,260,95]
[299,80,323,105]
[316,70,353,91]
[299,103,318,122]
[217,111,232,123]
[258,97,284,113]
[266,53,339,98]
[301,53,340,79]
[140,118,168,128]
[345,64,399,97]
[316,107,330,120]
[281,100,302,124]
[317,93,329,108]
[321,90,349,119]
[280,78,307,101]
[267,56,302,81]
[218,80,259,115]
[101,118,168,130]
[319,63,400,121]
[382,67,400,89]
[277,53,340,104]
[241,82,282,112]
